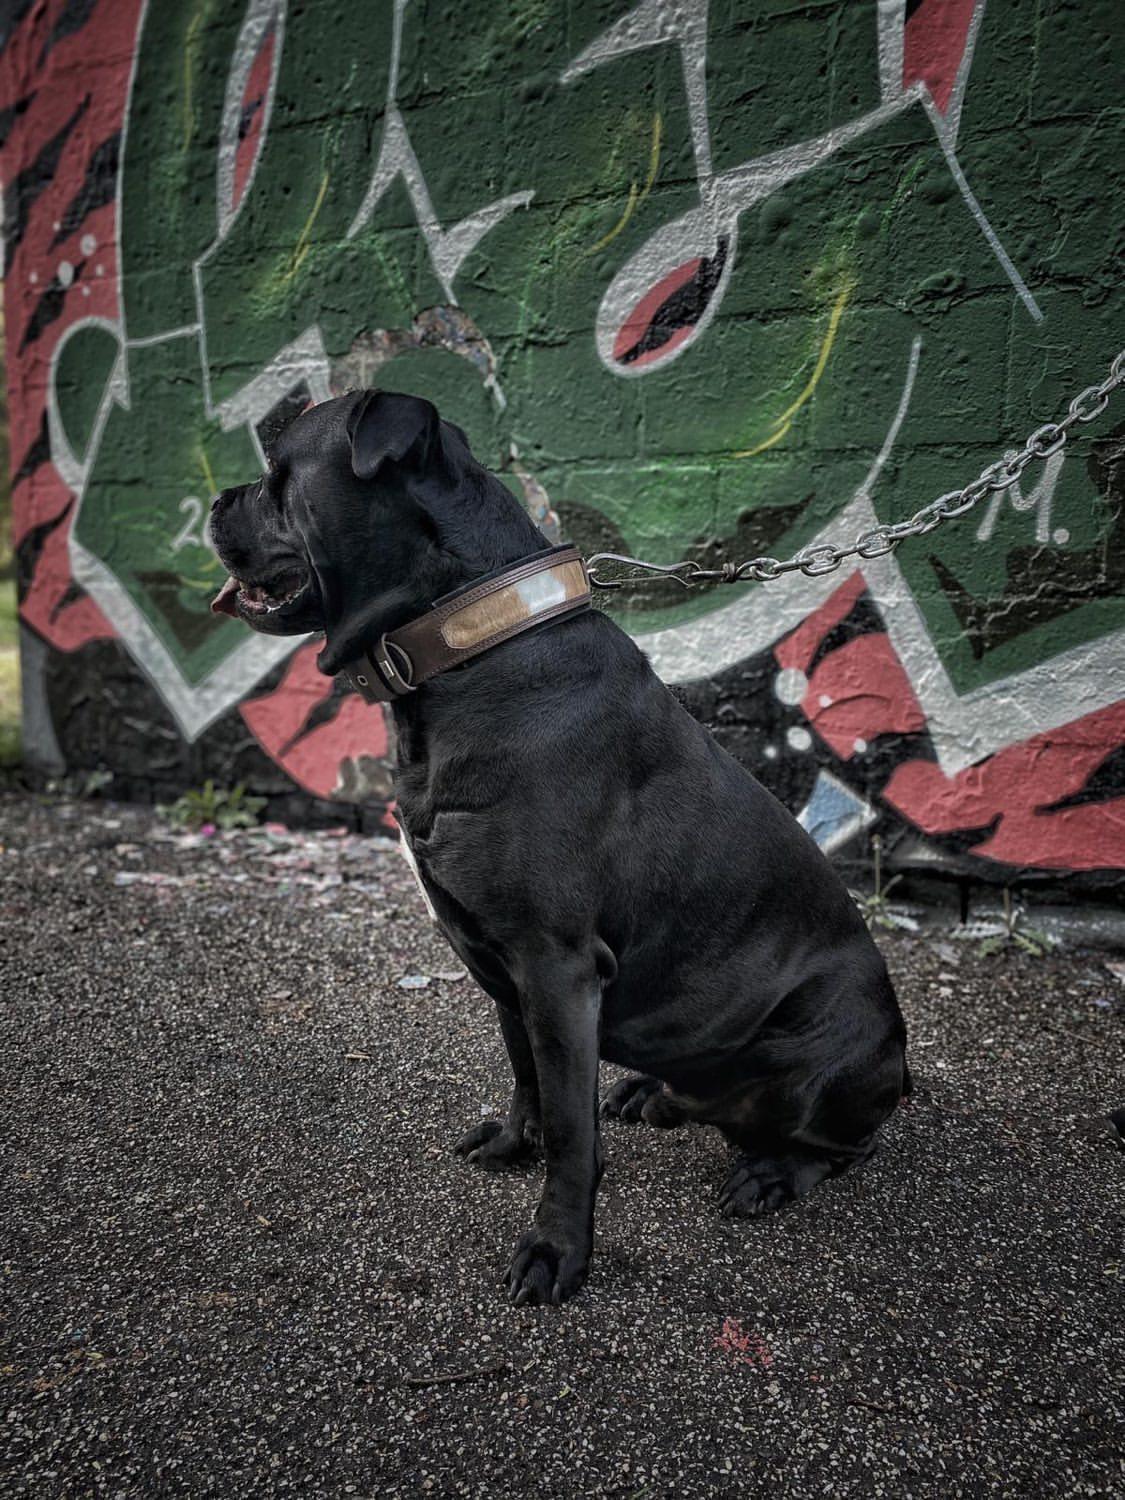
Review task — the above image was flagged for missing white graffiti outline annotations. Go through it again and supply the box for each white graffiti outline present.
[879,0,1035,317]
[63,0,534,740]
[564,0,1040,380]
[347,0,534,407]
[877,0,987,149]
[216,0,285,239]
[975,448,1067,546]
[641,338,1125,775]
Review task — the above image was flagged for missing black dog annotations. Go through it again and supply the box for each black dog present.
[210,389,909,1306]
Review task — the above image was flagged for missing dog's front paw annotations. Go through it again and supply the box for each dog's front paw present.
[453,1117,541,1171]
[505,1226,590,1306]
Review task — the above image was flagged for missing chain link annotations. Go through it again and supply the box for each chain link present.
[586,346,1125,591]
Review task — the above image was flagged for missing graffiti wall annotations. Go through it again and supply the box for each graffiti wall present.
[2,0,1123,878]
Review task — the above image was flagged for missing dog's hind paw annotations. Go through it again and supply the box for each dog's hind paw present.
[600,1074,663,1123]
[719,1152,834,1218]
[454,1117,541,1170]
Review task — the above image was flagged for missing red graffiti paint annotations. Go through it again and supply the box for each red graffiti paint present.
[803,634,926,760]
[240,644,390,801]
[1,0,139,655]
[613,257,705,368]
[231,24,277,213]
[776,574,1125,871]
[776,576,926,758]
[903,0,979,118]
[774,573,867,674]
[15,501,111,651]
[884,702,1125,872]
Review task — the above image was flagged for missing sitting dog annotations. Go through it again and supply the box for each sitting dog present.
[210,389,909,1306]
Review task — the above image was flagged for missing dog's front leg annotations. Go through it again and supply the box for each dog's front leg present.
[506,954,602,1307]
[454,1003,542,1168]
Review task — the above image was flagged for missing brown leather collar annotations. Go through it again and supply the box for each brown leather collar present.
[341,545,591,704]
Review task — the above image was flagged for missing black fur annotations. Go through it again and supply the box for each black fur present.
[211,390,909,1307]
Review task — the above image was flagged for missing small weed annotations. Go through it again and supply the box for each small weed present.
[977,888,1053,959]
[159,779,266,832]
[852,834,917,932]
[42,768,114,800]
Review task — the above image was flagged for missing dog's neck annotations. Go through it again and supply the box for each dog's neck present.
[337,542,591,708]
[317,464,546,676]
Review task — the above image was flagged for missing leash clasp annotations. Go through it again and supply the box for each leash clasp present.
[586,553,702,590]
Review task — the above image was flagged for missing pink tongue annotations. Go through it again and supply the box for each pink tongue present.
[211,576,241,616]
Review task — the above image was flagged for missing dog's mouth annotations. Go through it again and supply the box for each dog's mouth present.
[211,568,309,618]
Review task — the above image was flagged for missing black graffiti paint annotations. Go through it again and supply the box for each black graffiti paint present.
[36,0,99,69]
[15,500,74,606]
[12,411,51,487]
[0,90,34,147]
[18,257,87,352]
[49,130,119,249]
[1,94,89,274]
[1043,744,1125,812]
[0,0,36,55]
[619,238,730,366]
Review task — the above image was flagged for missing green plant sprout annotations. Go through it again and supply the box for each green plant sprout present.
[852,834,916,932]
[158,780,266,832]
[41,768,114,800]
[977,887,1053,959]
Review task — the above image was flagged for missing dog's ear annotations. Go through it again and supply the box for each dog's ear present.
[347,389,439,480]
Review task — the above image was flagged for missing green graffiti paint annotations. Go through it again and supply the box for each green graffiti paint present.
[55,0,1124,732]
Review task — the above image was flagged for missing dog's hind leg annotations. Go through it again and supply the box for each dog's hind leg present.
[600,1073,663,1123]
[718,1140,871,1218]
[714,1036,904,1218]
[454,1003,542,1170]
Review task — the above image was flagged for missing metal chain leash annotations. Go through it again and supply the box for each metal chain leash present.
[585,347,1125,590]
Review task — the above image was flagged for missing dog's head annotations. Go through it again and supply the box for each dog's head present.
[209,389,543,675]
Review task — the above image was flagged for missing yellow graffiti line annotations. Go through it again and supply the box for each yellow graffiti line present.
[198,446,217,496]
[734,416,796,460]
[591,183,639,254]
[636,111,663,211]
[773,285,850,425]
[733,282,852,459]
[281,171,331,283]
[182,9,204,151]
[589,112,662,254]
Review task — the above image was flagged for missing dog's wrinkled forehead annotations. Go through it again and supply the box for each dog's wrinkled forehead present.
[268,393,357,473]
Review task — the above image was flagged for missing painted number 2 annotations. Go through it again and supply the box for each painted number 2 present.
[172,495,212,553]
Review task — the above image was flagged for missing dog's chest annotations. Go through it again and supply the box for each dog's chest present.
[396,822,439,923]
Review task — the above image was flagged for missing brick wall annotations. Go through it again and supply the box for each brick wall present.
[2,0,1123,879]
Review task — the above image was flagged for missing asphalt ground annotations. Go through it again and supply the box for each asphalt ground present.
[1,792,1123,1498]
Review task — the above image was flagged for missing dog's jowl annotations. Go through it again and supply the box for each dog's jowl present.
[211,389,910,1307]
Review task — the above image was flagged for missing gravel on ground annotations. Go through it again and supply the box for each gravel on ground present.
[1,793,1123,1497]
